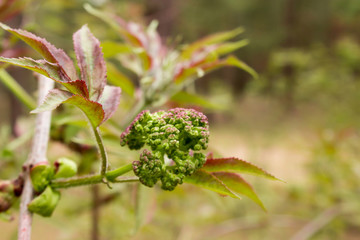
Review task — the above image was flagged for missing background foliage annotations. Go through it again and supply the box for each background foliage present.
[1,0,360,239]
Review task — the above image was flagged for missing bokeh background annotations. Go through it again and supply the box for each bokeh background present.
[1,0,360,239]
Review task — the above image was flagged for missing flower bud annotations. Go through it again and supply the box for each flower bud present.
[28,186,60,217]
[54,158,77,179]
[0,181,14,212]
[30,162,54,193]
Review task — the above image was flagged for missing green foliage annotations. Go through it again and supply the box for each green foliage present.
[86,4,256,110]
[0,4,279,239]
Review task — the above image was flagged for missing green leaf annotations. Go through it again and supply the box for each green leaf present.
[31,89,73,113]
[181,27,244,59]
[64,95,104,127]
[28,186,60,217]
[101,41,132,58]
[224,55,258,79]
[202,157,280,181]
[98,85,121,124]
[213,39,249,56]
[0,23,77,80]
[171,91,225,110]
[174,55,257,84]
[184,170,240,199]
[106,62,135,97]
[199,55,258,79]
[73,25,106,101]
[212,172,266,210]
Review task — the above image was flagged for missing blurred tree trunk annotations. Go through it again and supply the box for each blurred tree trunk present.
[143,0,179,38]
[91,185,100,240]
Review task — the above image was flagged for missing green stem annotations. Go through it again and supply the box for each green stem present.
[51,164,136,189]
[92,126,108,177]
[106,163,133,181]
[0,68,37,110]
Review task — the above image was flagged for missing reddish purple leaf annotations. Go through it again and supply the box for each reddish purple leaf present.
[202,157,280,181]
[212,172,266,210]
[0,57,88,97]
[64,95,104,127]
[61,80,89,98]
[85,5,163,71]
[0,56,62,80]
[0,23,77,81]
[184,170,240,199]
[73,25,106,101]
[98,85,121,124]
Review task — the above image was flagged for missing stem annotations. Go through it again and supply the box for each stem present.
[18,75,54,240]
[51,164,136,189]
[0,68,37,110]
[92,126,108,177]
[106,163,133,181]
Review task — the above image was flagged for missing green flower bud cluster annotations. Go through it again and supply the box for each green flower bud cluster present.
[120,108,209,190]
[28,158,77,217]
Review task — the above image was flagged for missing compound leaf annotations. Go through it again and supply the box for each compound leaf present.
[0,23,77,80]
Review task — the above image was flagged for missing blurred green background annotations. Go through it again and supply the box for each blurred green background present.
[1,0,360,239]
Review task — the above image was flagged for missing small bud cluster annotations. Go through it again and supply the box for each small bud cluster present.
[0,176,24,213]
[120,108,209,190]
[28,158,78,217]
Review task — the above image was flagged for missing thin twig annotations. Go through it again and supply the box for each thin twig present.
[17,75,54,240]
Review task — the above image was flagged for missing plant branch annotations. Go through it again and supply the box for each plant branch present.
[18,75,54,240]
[0,68,37,110]
[290,206,341,240]
[51,164,136,189]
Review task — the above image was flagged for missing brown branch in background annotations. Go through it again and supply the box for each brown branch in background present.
[91,184,100,240]
[17,75,54,240]
[290,206,341,240]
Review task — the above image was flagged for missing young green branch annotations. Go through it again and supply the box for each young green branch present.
[0,68,37,110]
[50,163,135,189]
